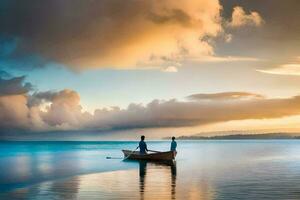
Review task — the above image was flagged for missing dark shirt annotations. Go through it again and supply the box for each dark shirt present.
[170,141,177,151]
[139,141,148,154]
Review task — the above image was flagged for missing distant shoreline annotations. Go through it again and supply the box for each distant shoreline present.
[164,133,300,140]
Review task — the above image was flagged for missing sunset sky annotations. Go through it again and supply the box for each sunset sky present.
[1,0,300,140]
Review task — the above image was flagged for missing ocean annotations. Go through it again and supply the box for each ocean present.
[1,140,300,199]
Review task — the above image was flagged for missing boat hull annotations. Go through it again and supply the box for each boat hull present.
[122,150,176,161]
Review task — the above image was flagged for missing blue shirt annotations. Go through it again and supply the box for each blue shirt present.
[139,141,147,154]
[170,141,177,151]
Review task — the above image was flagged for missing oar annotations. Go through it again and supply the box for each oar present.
[106,147,138,160]
[106,156,123,159]
[123,146,139,160]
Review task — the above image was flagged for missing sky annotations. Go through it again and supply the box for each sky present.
[1,0,300,140]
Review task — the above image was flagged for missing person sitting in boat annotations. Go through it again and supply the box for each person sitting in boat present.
[170,136,177,152]
[139,135,148,154]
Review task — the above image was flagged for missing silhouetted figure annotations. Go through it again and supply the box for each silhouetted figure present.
[139,135,148,154]
[170,136,177,152]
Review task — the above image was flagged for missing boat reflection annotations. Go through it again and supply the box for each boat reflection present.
[4,160,179,200]
[126,160,177,200]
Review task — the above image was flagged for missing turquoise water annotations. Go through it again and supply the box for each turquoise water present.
[1,140,300,199]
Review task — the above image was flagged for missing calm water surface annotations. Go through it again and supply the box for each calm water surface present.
[1,140,300,199]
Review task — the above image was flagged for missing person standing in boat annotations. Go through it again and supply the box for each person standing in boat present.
[139,135,148,154]
[170,136,177,153]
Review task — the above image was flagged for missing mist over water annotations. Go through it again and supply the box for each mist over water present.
[1,140,300,199]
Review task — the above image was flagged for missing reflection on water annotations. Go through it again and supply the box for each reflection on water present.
[171,162,176,199]
[138,161,177,200]
[3,141,300,199]
[2,161,206,200]
[139,161,146,197]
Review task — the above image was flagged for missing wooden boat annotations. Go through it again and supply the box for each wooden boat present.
[122,150,176,161]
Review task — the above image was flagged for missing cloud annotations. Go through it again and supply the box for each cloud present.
[229,6,264,27]
[0,95,31,131]
[257,64,300,76]
[1,74,300,134]
[0,0,223,69]
[162,66,178,73]
[0,1,263,70]
[0,70,12,79]
[40,90,92,129]
[0,75,32,96]
[192,56,260,62]
[225,34,232,43]
[35,92,300,130]
[0,88,92,132]
[187,92,265,101]
[87,95,300,129]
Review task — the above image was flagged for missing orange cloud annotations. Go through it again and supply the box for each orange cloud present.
[229,6,264,27]
[257,64,300,76]
[162,66,178,73]
[1,75,300,133]
[187,92,265,101]
[0,95,30,130]
[1,1,263,70]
